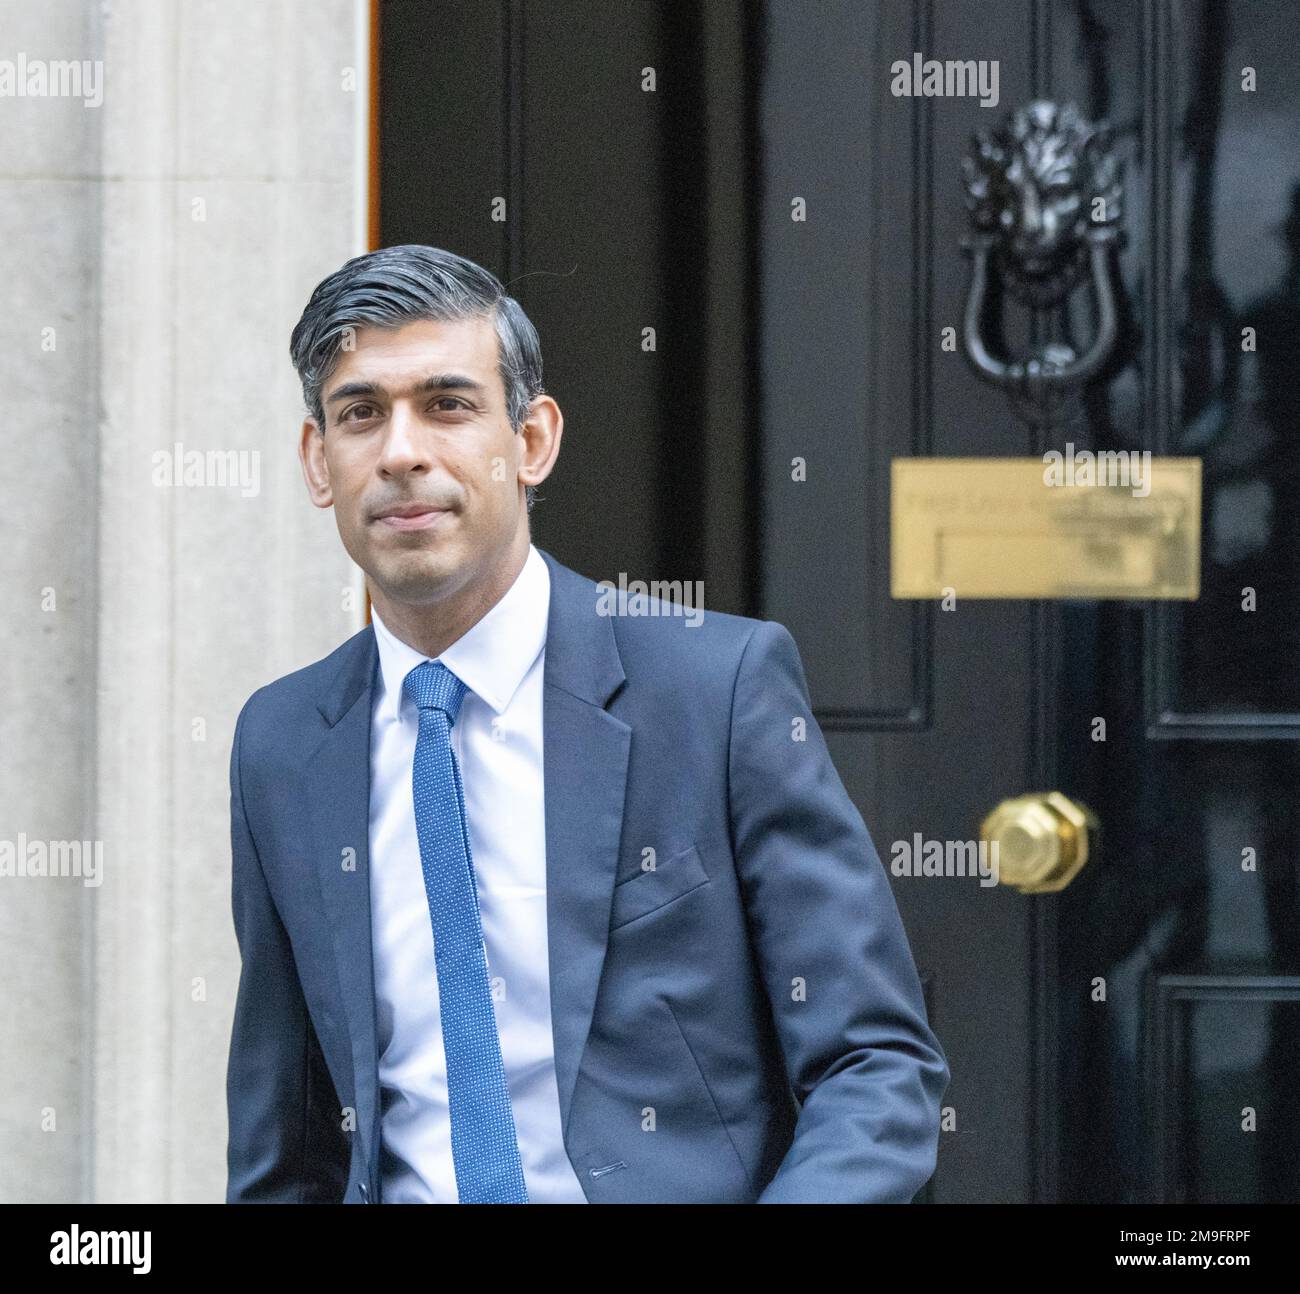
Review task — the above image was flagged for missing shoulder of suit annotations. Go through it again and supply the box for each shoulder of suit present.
[598,591,793,689]
[549,549,795,668]
[235,622,373,734]
[547,550,769,645]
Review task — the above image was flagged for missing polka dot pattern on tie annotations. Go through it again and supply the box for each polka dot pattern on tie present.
[403,658,530,1204]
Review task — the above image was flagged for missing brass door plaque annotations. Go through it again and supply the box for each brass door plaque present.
[891,457,1201,599]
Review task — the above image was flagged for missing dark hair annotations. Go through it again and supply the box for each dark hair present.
[289,244,544,510]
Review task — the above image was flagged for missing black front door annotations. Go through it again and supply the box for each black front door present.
[758,0,1300,1203]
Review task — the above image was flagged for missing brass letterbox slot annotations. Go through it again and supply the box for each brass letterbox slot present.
[890,456,1200,600]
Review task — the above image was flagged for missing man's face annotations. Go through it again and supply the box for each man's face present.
[302,315,526,607]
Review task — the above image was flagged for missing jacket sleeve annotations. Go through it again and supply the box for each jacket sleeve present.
[225,695,350,1203]
[727,620,950,1203]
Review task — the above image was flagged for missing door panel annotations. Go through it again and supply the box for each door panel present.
[1052,0,1300,1202]
[759,0,1044,1202]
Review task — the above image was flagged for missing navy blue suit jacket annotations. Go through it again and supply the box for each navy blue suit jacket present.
[225,546,949,1203]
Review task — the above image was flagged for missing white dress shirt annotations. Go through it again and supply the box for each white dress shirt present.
[367,542,588,1203]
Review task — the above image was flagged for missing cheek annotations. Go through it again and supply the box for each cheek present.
[323,447,368,504]
[472,447,514,506]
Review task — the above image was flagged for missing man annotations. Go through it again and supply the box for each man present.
[225,244,949,1204]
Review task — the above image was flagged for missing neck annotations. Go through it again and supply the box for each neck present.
[368,531,531,660]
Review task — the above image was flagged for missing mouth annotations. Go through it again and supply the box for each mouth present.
[371,504,455,532]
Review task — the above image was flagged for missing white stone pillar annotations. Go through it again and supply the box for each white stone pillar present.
[0,0,369,1203]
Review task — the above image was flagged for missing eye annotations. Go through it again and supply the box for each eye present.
[431,396,470,412]
[341,402,379,422]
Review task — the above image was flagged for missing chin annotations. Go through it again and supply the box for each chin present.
[372,552,469,605]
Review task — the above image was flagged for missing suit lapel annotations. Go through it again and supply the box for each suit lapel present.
[306,626,382,1180]
[307,546,630,1176]
[537,548,631,1138]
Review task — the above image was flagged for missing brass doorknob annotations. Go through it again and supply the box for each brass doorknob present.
[979,792,1098,894]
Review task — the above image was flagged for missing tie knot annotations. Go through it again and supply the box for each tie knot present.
[403,659,468,724]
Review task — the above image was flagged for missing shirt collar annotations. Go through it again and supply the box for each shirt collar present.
[370,542,551,723]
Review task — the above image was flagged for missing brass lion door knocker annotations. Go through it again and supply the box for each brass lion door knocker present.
[960,100,1125,426]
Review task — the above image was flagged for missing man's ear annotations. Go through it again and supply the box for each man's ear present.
[298,418,333,508]
[517,394,563,492]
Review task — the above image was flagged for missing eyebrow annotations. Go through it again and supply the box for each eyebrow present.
[324,372,488,405]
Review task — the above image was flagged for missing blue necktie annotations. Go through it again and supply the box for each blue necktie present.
[403,659,529,1204]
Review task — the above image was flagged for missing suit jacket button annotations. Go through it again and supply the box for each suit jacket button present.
[359,1182,369,1202]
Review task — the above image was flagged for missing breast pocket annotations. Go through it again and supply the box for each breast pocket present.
[609,843,710,931]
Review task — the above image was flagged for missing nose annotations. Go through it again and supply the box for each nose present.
[376,400,432,480]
